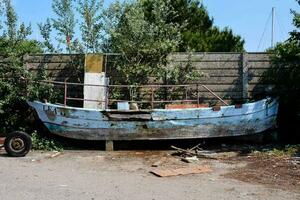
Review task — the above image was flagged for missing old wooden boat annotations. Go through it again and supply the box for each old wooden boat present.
[27,87,278,141]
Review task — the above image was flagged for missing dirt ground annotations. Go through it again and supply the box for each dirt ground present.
[0,149,299,200]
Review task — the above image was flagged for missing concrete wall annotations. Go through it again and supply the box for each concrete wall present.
[23,52,272,102]
[166,52,271,100]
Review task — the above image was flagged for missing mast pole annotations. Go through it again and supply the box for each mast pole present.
[271,7,275,48]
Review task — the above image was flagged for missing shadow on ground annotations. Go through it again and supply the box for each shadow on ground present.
[46,130,286,153]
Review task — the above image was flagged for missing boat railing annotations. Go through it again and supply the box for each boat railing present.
[39,80,229,109]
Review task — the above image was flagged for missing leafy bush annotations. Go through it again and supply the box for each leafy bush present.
[31,132,63,151]
[0,1,60,135]
[265,42,300,105]
[263,0,300,142]
[0,39,41,134]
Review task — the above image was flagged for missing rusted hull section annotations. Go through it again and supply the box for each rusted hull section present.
[28,98,278,141]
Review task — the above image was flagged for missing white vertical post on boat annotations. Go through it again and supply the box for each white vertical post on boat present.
[84,54,108,109]
[271,7,275,48]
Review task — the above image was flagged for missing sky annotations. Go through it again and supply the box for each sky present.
[10,0,300,52]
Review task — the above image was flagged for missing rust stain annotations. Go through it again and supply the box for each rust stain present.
[0,137,5,145]
[58,107,71,117]
[212,106,221,111]
[235,104,243,109]
[85,54,103,73]
[44,109,56,121]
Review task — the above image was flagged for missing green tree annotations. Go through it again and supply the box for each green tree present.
[52,0,79,53]
[0,0,55,134]
[104,0,182,86]
[263,0,300,141]
[103,0,206,105]
[38,18,55,53]
[3,0,17,40]
[265,1,300,104]
[77,0,104,53]
[142,0,244,52]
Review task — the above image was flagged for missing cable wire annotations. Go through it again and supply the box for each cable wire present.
[256,10,272,51]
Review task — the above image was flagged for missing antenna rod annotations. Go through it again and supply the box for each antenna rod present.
[271,7,275,48]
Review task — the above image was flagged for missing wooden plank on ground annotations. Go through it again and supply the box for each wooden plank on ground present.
[150,166,212,177]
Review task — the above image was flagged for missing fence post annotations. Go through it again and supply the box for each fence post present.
[242,53,249,100]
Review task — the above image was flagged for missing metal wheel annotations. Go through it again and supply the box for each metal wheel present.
[4,131,32,157]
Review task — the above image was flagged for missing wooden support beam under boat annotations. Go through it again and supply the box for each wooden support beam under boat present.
[105,140,114,151]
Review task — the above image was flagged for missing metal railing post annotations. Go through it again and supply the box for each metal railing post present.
[105,85,109,109]
[185,86,188,100]
[64,81,67,107]
[196,84,199,108]
[151,87,154,109]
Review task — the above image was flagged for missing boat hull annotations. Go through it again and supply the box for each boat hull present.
[28,98,278,141]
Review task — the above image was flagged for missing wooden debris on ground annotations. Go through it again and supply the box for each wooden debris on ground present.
[151,157,168,167]
[45,151,62,159]
[150,166,212,177]
[171,144,218,160]
[291,157,300,165]
[171,144,240,160]
[181,156,199,163]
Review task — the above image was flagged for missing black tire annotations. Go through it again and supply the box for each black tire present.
[4,131,32,157]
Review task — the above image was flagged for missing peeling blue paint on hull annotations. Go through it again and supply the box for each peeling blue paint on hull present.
[27,98,278,141]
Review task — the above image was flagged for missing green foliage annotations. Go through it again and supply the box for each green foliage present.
[3,0,17,40]
[31,132,63,151]
[103,0,208,104]
[77,0,104,53]
[52,0,81,53]
[264,0,300,105]
[38,18,56,53]
[0,42,41,134]
[165,53,206,85]
[104,0,244,87]
[0,1,58,134]
[263,0,300,142]
[104,0,182,85]
[251,145,300,157]
[38,0,244,54]
[184,27,244,52]
[142,0,244,52]
[266,43,300,102]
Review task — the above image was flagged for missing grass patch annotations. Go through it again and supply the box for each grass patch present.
[251,145,300,158]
